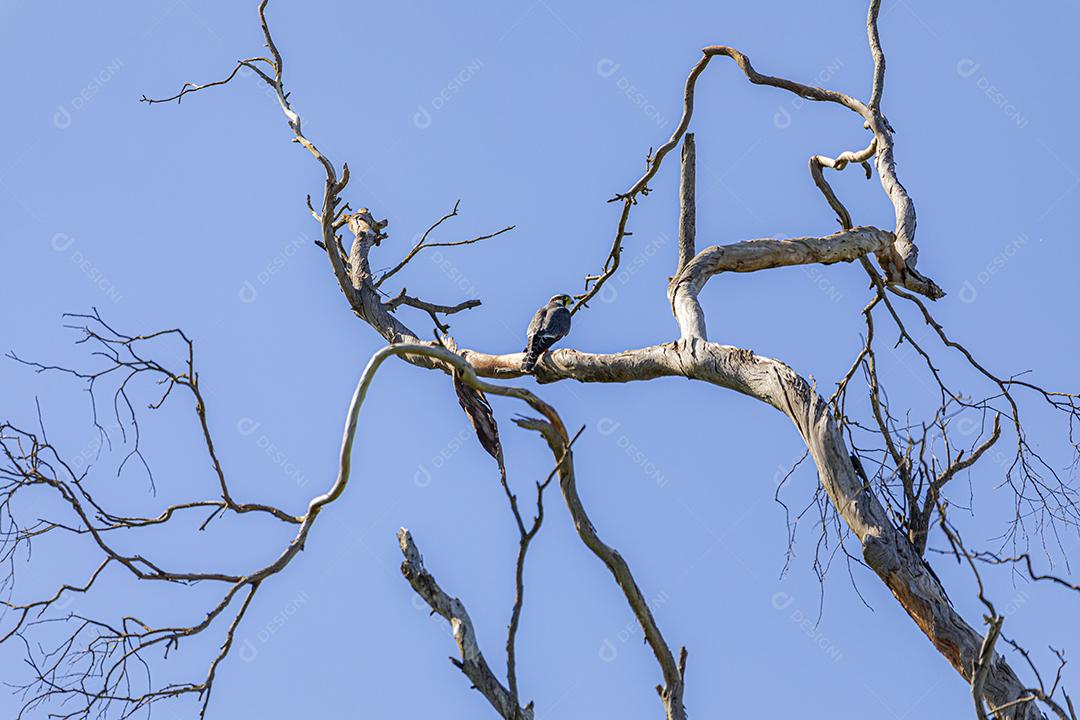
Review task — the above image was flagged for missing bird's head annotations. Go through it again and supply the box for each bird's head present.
[549,294,573,308]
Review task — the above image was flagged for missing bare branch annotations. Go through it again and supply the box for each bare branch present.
[974,615,1005,720]
[867,0,887,112]
[139,57,273,105]
[398,528,534,720]
[514,416,687,720]
[114,2,1077,718]
[376,201,514,288]
[502,425,583,710]
[674,132,697,278]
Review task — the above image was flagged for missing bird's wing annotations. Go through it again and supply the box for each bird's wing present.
[540,306,571,341]
[525,306,546,342]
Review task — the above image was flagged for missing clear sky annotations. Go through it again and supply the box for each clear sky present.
[1,1,1078,718]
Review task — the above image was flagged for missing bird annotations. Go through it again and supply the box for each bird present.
[522,294,572,373]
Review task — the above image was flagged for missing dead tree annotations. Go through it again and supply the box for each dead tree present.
[2,2,1078,719]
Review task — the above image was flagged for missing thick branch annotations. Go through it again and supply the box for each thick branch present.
[453,340,1045,717]
[132,3,1069,717]
[670,226,893,341]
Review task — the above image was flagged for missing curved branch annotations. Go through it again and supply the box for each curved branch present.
[670,226,894,340]
[809,137,877,231]
[132,3,1069,718]
[575,42,874,312]
[515,417,687,719]
[456,339,1045,717]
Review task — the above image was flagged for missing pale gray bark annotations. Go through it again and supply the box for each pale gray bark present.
[468,337,1040,717]
[136,1,1064,715]
[398,528,534,720]
[7,1,1075,719]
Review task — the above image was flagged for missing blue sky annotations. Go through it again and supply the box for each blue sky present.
[1,1,1078,718]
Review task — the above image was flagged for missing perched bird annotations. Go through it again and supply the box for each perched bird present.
[522,294,572,373]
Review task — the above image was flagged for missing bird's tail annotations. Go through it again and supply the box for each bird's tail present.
[521,345,539,373]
